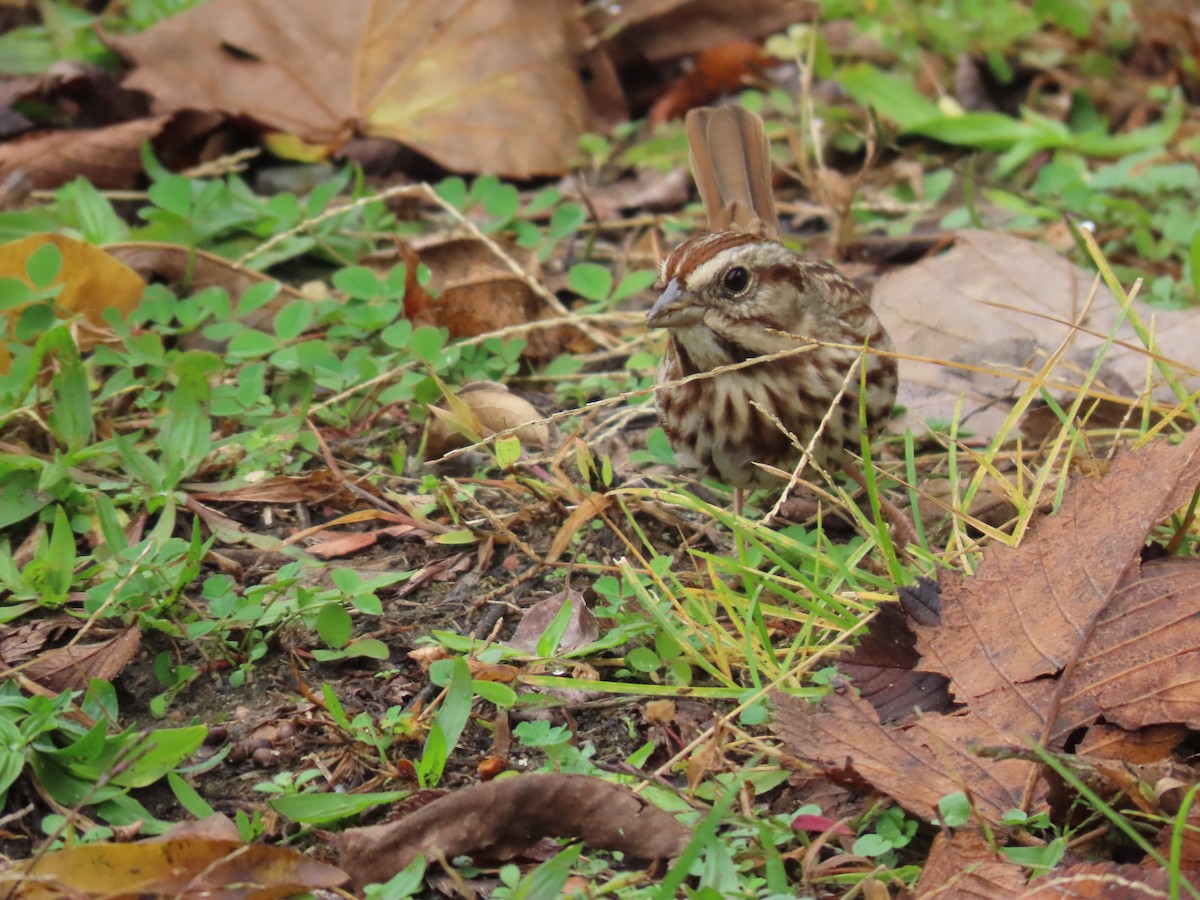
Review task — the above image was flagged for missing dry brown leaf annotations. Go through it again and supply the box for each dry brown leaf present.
[1,838,347,899]
[333,773,690,887]
[1018,863,1171,898]
[190,470,358,505]
[914,429,1200,743]
[23,627,141,692]
[507,590,600,653]
[0,617,77,667]
[425,382,551,459]
[774,429,1200,824]
[773,683,1030,822]
[112,0,589,177]
[546,494,614,563]
[396,236,578,360]
[872,230,1200,441]
[837,579,954,724]
[0,117,167,190]
[916,829,1028,900]
[593,0,811,62]
[1074,723,1187,764]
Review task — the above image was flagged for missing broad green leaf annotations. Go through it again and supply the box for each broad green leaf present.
[494,435,521,468]
[270,789,408,825]
[25,241,63,288]
[316,602,352,649]
[44,327,92,452]
[0,466,50,529]
[567,262,612,302]
[836,63,939,130]
[159,350,216,484]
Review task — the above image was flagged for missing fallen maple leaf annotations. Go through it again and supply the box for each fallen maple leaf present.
[112,0,589,177]
[773,428,1200,824]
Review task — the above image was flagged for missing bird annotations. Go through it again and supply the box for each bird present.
[646,104,905,539]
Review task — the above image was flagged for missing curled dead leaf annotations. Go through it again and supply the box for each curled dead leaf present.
[425,382,551,459]
[333,773,690,887]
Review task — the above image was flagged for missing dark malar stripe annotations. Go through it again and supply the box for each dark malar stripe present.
[713,334,759,364]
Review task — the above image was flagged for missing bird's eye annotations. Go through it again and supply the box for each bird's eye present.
[723,266,750,295]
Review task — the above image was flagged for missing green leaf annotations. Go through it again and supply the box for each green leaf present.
[612,269,657,302]
[434,176,467,210]
[338,638,389,660]
[419,657,472,787]
[625,646,660,673]
[168,771,216,819]
[535,596,574,659]
[14,303,57,341]
[44,327,92,452]
[0,715,25,807]
[433,528,477,545]
[851,833,892,857]
[381,319,412,349]
[115,434,166,490]
[409,325,446,363]
[316,603,352,649]
[471,680,516,709]
[365,855,426,899]
[0,276,34,310]
[226,328,279,359]
[57,178,128,244]
[273,301,314,340]
[270,789,408,825]
[837,63,940,130]
[159,350,215,484]
[937,791,971,827]
[147,175,194,217]
[567,262,612,302]
[511,844,582,899]
[1191,231,1200,295]
[25,241,63,288]
[109,725,207,789]
[41,505,77,602]
[548,202,586,240]
[494,435,521,469]
[482,182,520,223]
[333,265,382,299]
[0,466,50,529]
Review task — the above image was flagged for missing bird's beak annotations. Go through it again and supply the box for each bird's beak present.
[646,279,703,328]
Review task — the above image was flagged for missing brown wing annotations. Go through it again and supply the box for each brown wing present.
[685,105,780,240]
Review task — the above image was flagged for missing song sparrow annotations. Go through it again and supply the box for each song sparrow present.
[647,105,899,523]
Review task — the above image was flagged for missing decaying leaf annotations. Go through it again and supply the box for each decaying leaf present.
[111,0,589,177]
[507,590,600,653]
[1,837,347,899]
[425,382,551,459]
[773,429,1200,824]
[837,579,954,724]
[872,230,1200,441]
[333,773,690,887]
[396,236,577,360]
[915,829,1028,899]
[0,117,167,190]
[1020,862,1171,898]
[23,627,141,692]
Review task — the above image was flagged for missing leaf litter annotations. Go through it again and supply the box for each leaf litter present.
[774,427,1200,894]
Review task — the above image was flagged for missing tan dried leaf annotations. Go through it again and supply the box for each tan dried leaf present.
[111,0,588,177]
[873,230,1200,442]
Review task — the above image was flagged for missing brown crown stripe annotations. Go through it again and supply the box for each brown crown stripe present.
[664,232,762,283]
